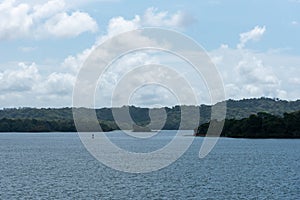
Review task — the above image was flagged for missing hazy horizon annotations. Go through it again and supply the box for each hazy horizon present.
[0,96,298,110]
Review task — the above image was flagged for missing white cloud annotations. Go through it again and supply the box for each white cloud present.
[1,8,300,107]
[61,15,142,74]
[1,6,202,107]
[0,0,98,40]
[96,7,191,42]
[106,16,141,36]
[236,56,278,84]
[129,85,178,107]
[96,52,161,106]
[0,61,75,99]
[63,7,190,74]
[0,0,33,39]
[62,48,93,73]
[235,55,281,96]
[210,45,300,101]
[37,72,75,95]
[142,7,194,28]
[63,17,299,107]
[43,11,98,38]
[237,26,266,49]
[0,62,40,93]
[32,0,65,19]
[0,3,191,40]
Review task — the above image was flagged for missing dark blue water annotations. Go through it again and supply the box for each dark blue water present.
[0,131,299,199]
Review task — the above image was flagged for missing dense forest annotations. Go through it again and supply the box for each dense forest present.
[0,118,118,132]
[0,97,300,135]
[195,111,300,138]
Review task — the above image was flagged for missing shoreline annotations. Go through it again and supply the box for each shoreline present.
[1,131,299,139]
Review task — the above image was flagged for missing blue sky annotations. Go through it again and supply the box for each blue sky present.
[0,0,300,107]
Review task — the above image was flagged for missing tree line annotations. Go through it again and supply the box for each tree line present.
[0,118,118,132]
[195,111,300,138]
[0,97,300,136]
[1,97,300,122]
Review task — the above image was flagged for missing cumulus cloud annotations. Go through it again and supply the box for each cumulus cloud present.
[96,7,193,43]
[2,8,300,107]
[32,0,65,19]
[0,0,33,39]
[63,17,299,107]
[235,55,281,96]
[0,0,98,39]
[205,25,297,100]
[0,2,192,40]
[0,6,214,107]
[63,7,191,74]
[129,85,178,107]
[209,45,300,101]
[37,72,75,95]
[142,7,194,27]
[106,16,141,36]
[43,11,98,38]
[0,61,76,107]
[61,15,142,73]
[237,26,266,49]
[99,7,194,37]
[0,62,40,93]
[62,48,94,73]
[62,9,177,74]
[61,8,196,106]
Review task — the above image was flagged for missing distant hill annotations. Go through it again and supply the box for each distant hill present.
[0,97,300,132]
[225,98,300,118]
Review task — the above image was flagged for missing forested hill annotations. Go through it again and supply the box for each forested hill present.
[0,97,300,132]
[1,97,300,121]
[224,98,300,118]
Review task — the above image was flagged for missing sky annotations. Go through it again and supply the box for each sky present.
[0,0,300,108]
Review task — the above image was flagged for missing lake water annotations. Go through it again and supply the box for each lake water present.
[0,131,299,199]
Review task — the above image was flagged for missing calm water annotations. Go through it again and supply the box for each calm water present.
[0,131,299,199]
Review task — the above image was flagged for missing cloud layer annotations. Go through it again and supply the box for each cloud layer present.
[0,0,98,39]
[0,3,299,108]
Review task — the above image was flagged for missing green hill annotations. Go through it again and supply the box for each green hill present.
[0,97,300,133]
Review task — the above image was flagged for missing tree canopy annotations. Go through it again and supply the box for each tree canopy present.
[0,97,300,136]
[195,111,300,138]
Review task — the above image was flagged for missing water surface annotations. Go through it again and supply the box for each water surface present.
[0,131,299,199]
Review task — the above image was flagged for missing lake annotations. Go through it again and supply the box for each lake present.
[0,131,299,199]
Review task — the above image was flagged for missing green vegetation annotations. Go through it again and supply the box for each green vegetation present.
[195,111,300,138]
[0,97,300,136]
[0,118,118,132]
